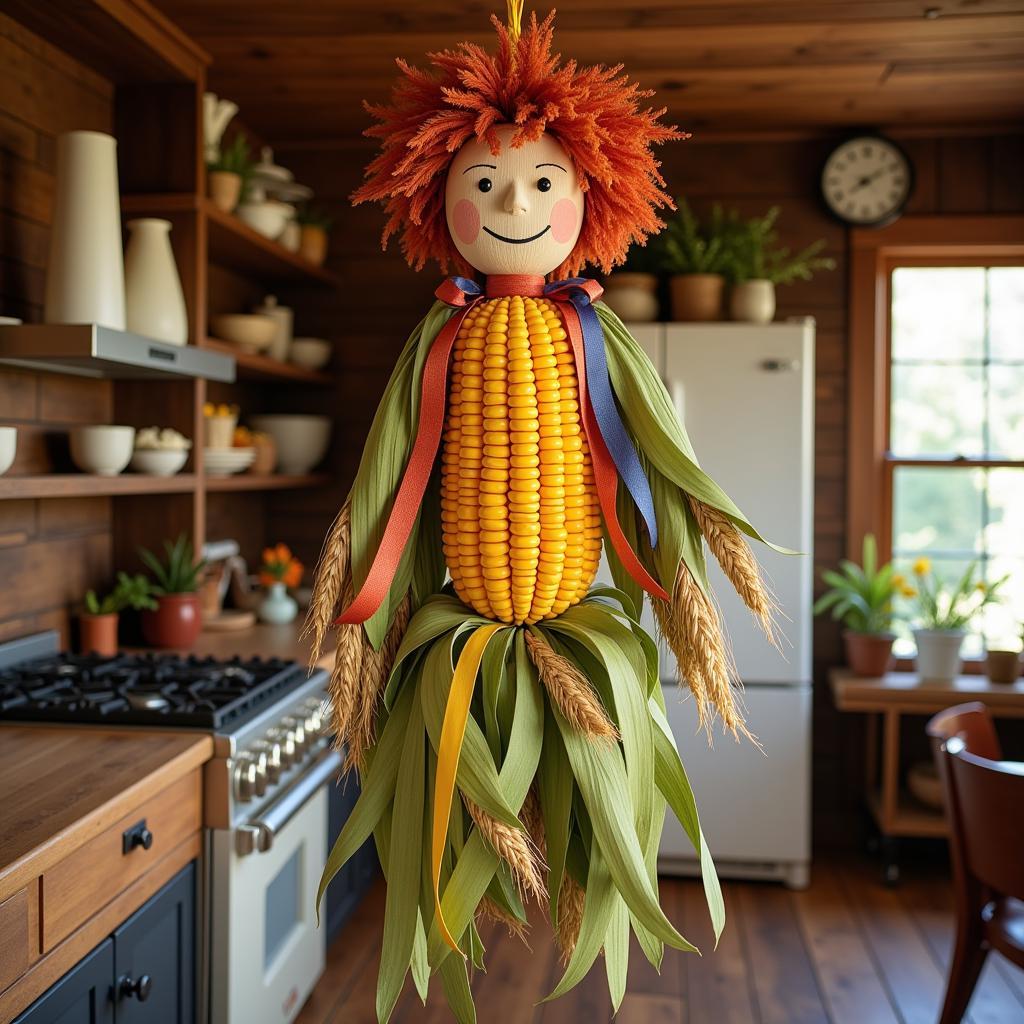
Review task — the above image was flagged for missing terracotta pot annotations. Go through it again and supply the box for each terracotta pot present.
[208,170,242,213]
[730,279,776,324]
[80,612,119,657]
[669,273,725,322]
[299,225,328,266]
[843,631,895,677]
[249,434,277,474]
[141,593,202,649]
[985,649,1022,684]
[602,272,659,322]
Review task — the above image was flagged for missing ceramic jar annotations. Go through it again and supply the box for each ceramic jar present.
[258,581,298,624]
[124,219,188,345]
[913,628,966,682]
[730,279,776,324]
[253,295,293,362]
[669,273,724,322]
[602,273,659,322]
[45,131,125,329]
[0,427,15,476]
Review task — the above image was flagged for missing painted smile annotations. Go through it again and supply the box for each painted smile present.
[482,225,551,245]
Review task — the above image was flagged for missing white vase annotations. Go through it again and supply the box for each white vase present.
[913,628,966,682]
[253,294,293,361]
[258,581,298,625]
[124,219,188,345]
[730,279,776,324]
[45,131,125,329]
[602,272,659,322]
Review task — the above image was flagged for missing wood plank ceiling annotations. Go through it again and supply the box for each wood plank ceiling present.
[154,0,1024,144]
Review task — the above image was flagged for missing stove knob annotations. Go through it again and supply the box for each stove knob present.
[250,749,268,797]
[233,755,257,803]
[252,739,282,784]
[283,716,307,756]
[305,704,324,736]
[267,728,296,769]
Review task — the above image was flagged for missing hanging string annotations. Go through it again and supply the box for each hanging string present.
[506,0,524,42]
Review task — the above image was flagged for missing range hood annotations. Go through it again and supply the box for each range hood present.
[0,324,235,382]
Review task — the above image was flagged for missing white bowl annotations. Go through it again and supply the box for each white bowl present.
[204,446,256,476]
[130,448,188,476]
[210,314,276,353]
[289,338,331,371]
[248,415,331,474]
[71,425,135,476]
[0,427,15,476]
[236,200,291,240]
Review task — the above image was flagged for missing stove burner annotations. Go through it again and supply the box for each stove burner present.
[0,653,309,730]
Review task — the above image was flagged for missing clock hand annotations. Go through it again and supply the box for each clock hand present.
[849,168,887,194]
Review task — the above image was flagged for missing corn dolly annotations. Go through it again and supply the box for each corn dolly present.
[310,6,782,1021]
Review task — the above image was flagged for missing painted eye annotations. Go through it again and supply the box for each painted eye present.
[537,177,552,192]
[477,178,493,193]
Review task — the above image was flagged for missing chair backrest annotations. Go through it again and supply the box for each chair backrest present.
[928,702,1024,899]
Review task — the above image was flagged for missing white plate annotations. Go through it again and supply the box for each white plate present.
[204,447,256,476]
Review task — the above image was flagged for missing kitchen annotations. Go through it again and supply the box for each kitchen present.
[1,2,1023,1023]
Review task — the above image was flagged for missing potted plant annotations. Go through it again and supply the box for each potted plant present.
[139,534,206,648]
[656,200,735,321]
[80,573,157,656]
[258,544,304,624]
[207,132,252,214]
[297,205,333,266]
[910,558,1006,681]
[601,242,660,322]
[727,206,835,324]
[813,534,906,676]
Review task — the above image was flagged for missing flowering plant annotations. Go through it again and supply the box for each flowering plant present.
[260,543,303,589]
[910,557,1005,631]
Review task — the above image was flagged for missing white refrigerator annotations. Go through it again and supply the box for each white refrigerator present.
[600,319,815,889]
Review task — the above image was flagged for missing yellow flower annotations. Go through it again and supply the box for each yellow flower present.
[913,557,931,576]
[901,585,917,598]
[975,581,988,593]
[892,573,905,589]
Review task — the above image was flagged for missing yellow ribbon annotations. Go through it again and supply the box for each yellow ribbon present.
[506,0,524,42]
[432,622,503,954]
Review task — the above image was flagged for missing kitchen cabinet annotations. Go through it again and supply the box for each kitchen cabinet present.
[13,862,195,1024]
[324,776,378,942]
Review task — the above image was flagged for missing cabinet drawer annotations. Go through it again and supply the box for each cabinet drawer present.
[41,771,200,952]
[0,881,40,992]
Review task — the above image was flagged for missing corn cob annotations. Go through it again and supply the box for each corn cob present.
[441,296,602,624]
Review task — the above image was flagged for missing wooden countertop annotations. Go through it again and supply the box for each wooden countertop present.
[0,727,213,902]
[830,667,1024,715]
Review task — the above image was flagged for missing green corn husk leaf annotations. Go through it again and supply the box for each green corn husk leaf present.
[411,474,446,609]
[410,912,430,1005]
[438,954,476,1024]
[605,892,631,1012]
[538,703,573,929]
[376,690,426,1023]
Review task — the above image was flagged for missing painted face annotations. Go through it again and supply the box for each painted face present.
[445,126,584,277]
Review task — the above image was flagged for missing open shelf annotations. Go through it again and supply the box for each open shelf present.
[205,473,330,492]
[203,339,333,385]
[1,474,200,499]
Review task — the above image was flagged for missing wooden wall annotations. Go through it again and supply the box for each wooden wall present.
[278,129,1024,849]
[0,14,117,646]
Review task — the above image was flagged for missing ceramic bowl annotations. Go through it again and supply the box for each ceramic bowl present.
[236,200,291,240]
[209,314,276,353]
[289,338,331,371]
[248,415,331,474]
[130,448,188,476]
[70,425,135,476]
[203,446,256,477]
[0,427,15,476]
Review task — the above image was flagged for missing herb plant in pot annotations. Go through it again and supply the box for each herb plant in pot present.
[80,573,157,656]
[656,201,733,322]
[910,558,1005,681]
[207,132,252,214]
[139,534,206,649]
[813,535,905,676]
[601,242,659,322]
[727,206,835,324]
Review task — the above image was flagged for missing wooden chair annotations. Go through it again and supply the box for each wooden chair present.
[927,702,1024,1024]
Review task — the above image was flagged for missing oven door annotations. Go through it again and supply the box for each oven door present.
[209,750,338,1024]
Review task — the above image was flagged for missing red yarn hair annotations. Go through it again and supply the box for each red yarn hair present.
[352,11,686,278]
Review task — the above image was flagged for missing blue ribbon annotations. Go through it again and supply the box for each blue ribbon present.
[545,278,658,548]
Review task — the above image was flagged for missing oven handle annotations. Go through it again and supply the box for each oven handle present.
[236,748,341,856]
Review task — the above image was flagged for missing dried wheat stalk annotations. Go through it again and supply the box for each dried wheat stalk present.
[688,497,779,649]
[555,876,585,965]
[465,796,544,902]
[305,499,351,669]
[477,895,528,940]
[521,787,547,862]
[525,631,617,740]
[328,579,363,758]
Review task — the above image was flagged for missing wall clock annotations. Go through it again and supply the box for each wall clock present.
[821,135,913,227]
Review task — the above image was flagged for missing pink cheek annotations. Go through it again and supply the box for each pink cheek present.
[451,199,481,245]
[549,198,579,244]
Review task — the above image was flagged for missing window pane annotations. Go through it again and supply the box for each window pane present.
[892,466,983,554]
[989,364,1024,459]
[988,468,1024,557]
[891,267,985,361]
[983,555,1024,650]
[989,267,1024,362]
[890,363,984,456]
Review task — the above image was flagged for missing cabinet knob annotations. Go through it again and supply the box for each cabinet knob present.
[119,974,153,1002]
[122,819,153,854]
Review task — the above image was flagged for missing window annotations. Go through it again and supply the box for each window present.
[887,265,1024,655]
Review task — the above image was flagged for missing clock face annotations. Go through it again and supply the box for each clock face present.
[821,136,912,227]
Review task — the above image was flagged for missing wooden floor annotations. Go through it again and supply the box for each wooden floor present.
[298,859,1024,1024]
